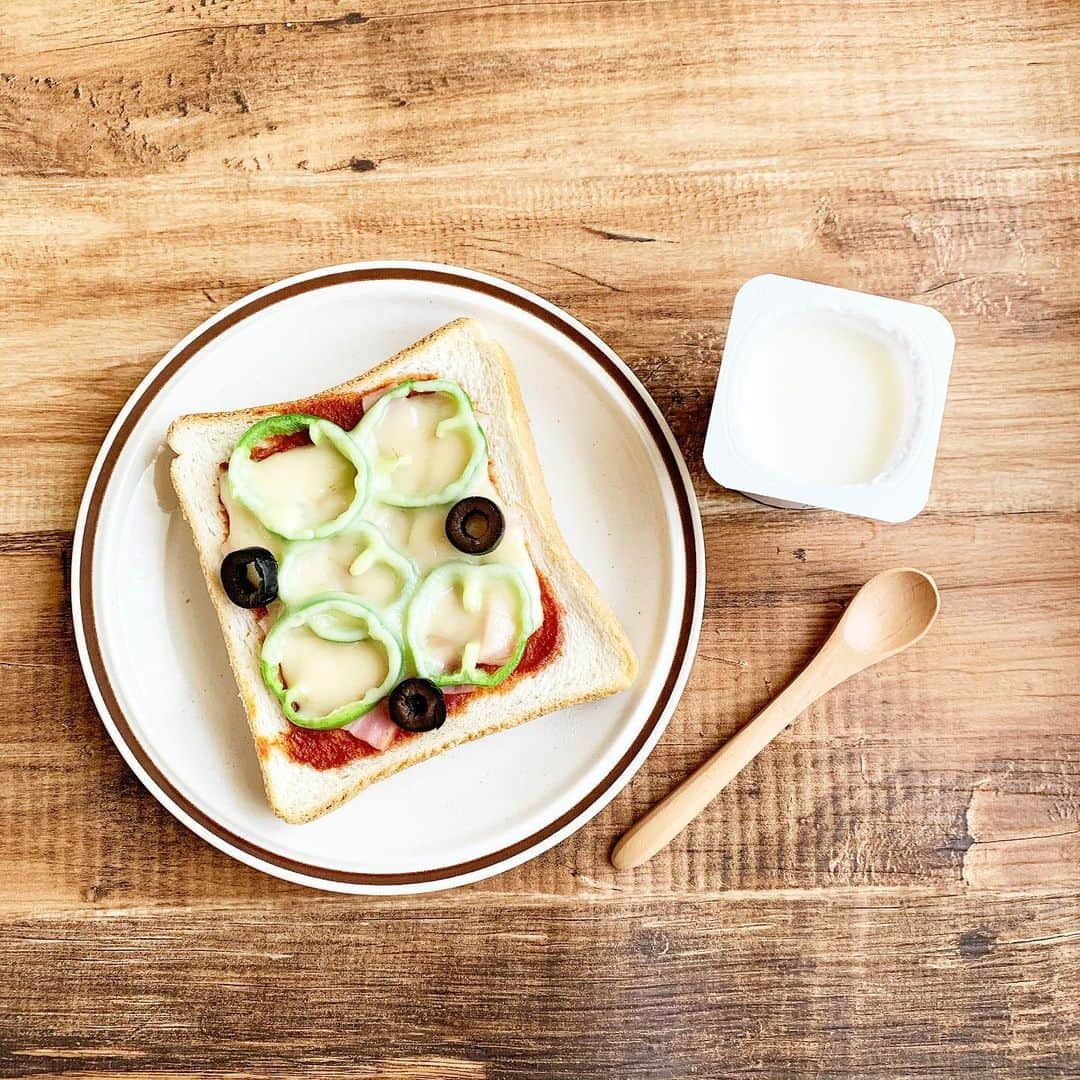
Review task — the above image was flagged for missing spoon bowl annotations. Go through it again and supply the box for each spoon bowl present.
[837,567,940,660]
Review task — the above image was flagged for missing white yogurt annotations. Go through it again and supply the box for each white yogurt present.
[704,275,954,522]
[733,312,910,485]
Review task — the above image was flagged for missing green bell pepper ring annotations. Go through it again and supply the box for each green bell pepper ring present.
[405,562,533,688]
[261,594,404,729]
[277,520,419,611]
[351,379,487,508]
[228,413,370,541]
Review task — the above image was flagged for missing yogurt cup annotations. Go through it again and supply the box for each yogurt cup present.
[703,275,954,523]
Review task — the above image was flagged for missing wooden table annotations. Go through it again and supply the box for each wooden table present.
[2,2,1077,1076]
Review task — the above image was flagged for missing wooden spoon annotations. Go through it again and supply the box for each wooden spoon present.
[611,568,940,871]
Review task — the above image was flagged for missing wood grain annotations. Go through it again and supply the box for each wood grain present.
[1,0,1078,1076]
[3,891,1078,1078]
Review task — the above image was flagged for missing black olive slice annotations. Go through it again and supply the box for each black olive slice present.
[389,678,447,733]
[221,546,279,608]
[445,496,505,556]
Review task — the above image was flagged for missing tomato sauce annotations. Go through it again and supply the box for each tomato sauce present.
[251,430,310,461]
[284,725,415,770]
[293,391,369,433]
[285,727,377,770]
[246,392,368,462]
[444,690,475,714]
[284,575,562,770]
[515,574,562,677]
[245,377,440,462]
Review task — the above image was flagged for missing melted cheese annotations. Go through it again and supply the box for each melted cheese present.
[221,475,281,557]
[246,440,358,538]
[280,528,407,608]
[224,436,540,630]
[277,626,390,719]
[373,392,473,500]
[424,575,522,671]
[364,503,455,571]
[363,473,541,628]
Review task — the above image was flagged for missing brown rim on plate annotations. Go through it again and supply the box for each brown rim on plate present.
[78,266,700,887]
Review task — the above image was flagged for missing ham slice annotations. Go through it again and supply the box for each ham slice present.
[478,603,518,666]
[361,388,388,413]
[343,700,398,751]
[442,683,476,696]
[426,601,518,671]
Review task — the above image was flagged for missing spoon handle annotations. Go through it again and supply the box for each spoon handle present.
[610,650,852,871]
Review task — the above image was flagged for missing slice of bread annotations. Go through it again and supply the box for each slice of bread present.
[168,318,637,823]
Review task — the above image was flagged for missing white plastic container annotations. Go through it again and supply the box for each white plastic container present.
[703,275,954,522]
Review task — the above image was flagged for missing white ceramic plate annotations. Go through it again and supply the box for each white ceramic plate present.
[72,262,704,894]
